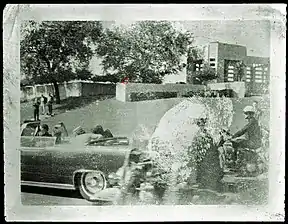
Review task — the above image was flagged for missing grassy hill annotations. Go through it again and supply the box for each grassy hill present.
[21,96,269,139]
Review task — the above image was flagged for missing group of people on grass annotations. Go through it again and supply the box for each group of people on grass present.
[33,94,54,121]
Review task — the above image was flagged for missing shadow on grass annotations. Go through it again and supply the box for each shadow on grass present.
[55,95,115,113]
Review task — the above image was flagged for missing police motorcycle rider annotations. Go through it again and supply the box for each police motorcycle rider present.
[218,105,264,175]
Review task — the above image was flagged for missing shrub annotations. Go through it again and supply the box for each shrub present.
[216,89,235,98]
[130,91,178,102]
[182,90,205,98]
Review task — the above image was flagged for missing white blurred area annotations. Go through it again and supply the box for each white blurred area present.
[147,98,207,152]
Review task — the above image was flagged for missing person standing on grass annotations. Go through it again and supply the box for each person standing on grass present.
[47,93,54,116]
[33,98,41,121]
[40,94,48,115]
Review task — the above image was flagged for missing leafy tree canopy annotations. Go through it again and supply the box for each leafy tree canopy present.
[21,21,103,103]
[193,63,220,85]
[97,21,194,84]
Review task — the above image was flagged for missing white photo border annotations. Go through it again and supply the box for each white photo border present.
[3,4,286,221]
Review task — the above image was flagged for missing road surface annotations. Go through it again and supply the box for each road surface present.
[21,186,107,206]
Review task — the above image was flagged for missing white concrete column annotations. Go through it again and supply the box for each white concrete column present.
[33,85,37,98]
[64,82,68,98]
[44,84,48,96]
[116,83,127,102]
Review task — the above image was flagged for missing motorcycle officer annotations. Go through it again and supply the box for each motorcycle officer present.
[227,105,262,169]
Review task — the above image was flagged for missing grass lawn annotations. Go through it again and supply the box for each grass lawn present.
[21,95,269,139]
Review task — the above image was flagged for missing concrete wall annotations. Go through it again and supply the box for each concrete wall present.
[21,81,116,102]
[21,86,35,102]
[207,81,246,98]
[81,82,116,96]
[116,83,205,102]
[116,83,127,102]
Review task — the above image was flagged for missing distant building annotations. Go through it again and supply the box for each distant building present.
[186,41,270,95]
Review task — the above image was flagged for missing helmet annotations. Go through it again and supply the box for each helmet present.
[243,106,255,114]
[130,148,142,156]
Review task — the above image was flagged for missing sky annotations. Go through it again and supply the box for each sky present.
[182,20,270,57]
[90,20,271,75]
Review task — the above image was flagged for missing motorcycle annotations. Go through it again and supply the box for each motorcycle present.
[107,158,168,205]
[217,128,269,176]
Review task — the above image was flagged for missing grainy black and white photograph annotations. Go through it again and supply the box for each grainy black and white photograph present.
[4,4,285,222]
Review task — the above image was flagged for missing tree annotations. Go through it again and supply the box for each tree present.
[186,47,204,83]
[90,74,120,84]
[234,61,246,82]
[192,63,220,85]
[20,21,103,103]
[97,21,194,84]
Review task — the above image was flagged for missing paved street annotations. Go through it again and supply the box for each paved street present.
[21,186,116,206]
[21,186,92,206]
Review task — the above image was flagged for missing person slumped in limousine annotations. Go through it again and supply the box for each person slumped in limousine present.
[36,124,52,137]
[90,125,114,138]
[71,125,104,146]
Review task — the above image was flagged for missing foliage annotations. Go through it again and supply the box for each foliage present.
[20,21,103,103]
[233,61,246,81]
[97,21,194,84]
[187,130,214,164]
[130,91,178,102]
[199,96,234,142]
[182,90,206,98]
[90,74,120,83]
[193,63,220,84]
[186,47,204,75]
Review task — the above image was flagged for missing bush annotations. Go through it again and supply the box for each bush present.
[182,90,205,98]
[130,92,177,102]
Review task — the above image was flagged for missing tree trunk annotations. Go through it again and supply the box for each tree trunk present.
[52,81,61,104]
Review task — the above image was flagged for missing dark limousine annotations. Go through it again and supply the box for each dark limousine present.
[20,121,131,202]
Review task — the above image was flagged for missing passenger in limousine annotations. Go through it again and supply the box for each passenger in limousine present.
[36,124,52,137]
